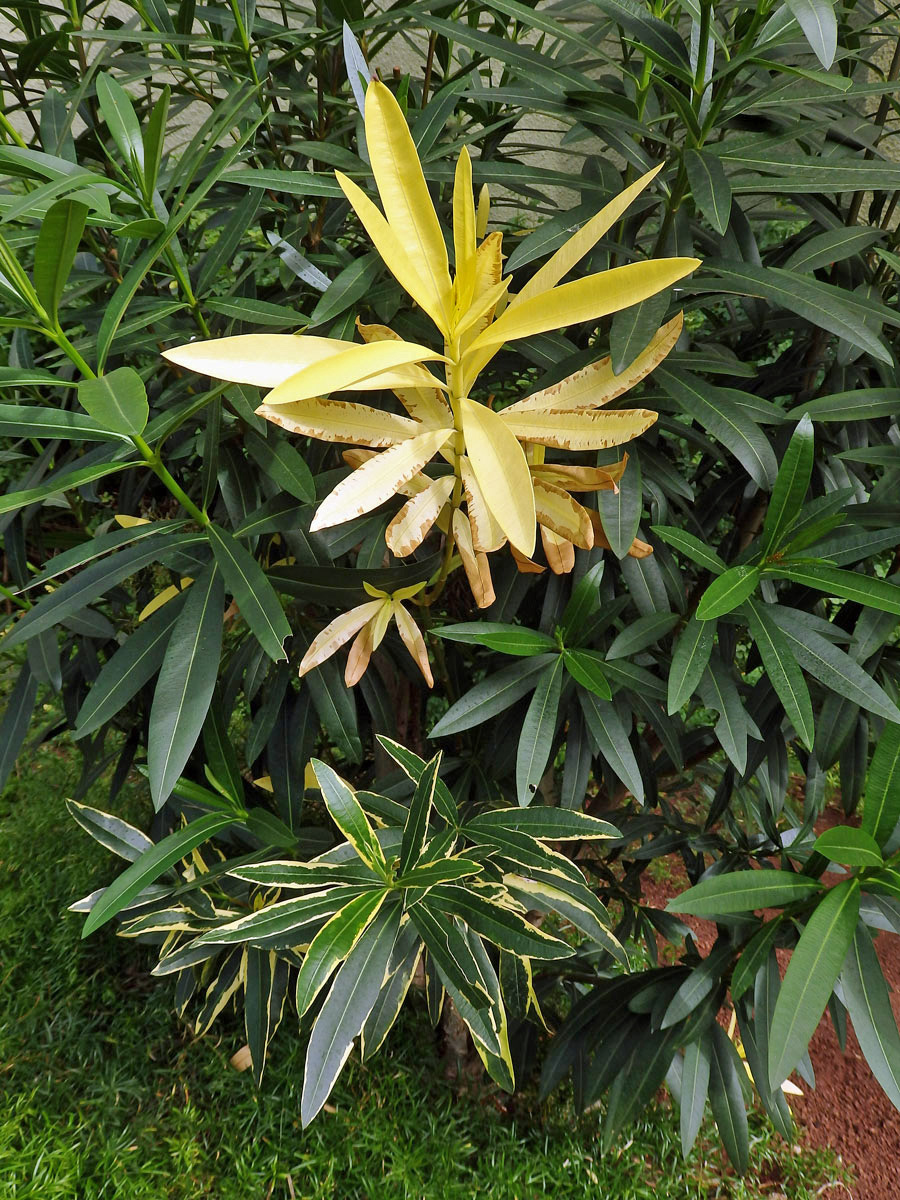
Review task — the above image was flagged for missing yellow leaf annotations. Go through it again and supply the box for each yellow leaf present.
[356,320,452,428]
[510,545,545,574]
[365,82,452,330]
[138,578,192,621]
[336,171,448,333]
[298,600,383,676]
[256,395,418,447]
[252,776,274,793]
[163,334,346,388]
[513,165,664,307]
[540,526,575,574]
[459,233,504,362]
[501,407,657,450]
[392,602,434,686]
[534,479,594,549]
[460,396,536,556]
[459,456,505,552]
[476,183,490,240]
[386,475,454,556]
[506,313,683,414]
[531,460,626,492]
[262,340,448,407]
[452,509,495,608]
[453,146,477,317]
[342,448,433,500]
[114,514,150,528]
[311,427,453,531]
[453,277,510,341]
[467,258,700,356]
[345,622,376,686]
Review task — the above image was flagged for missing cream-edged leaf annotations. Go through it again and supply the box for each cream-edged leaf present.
[298,600,383,676]
[336,170,448,332]
[392,603,434,686]
[365,82,452,330]
[311,427,453,530]
[386,475,454,556]
[262,340,447,407]
[506,313,682,415]
[502,407,657,449]
[534,480,594,549]
[460,396,536,556]
[531,460,627,492]
[468,259,699,355]
[513,165,664,307]
[452,509,495,608]
[460,456,506,553]
[257,395,419,447]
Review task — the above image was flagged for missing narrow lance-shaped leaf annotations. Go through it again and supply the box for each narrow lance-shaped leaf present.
[768,879,860,1088]
[399,751,442,875]
[667,617,715,715]
[33,197,88,322]
[312,759,386,872]
[862,722,900,848]
[745,599,814,751]
[840,925,900,1110]
[82,812,235,937]
[147,564,225,811]
[697,566,760,620]
[208,522,290,661]
[516,655,564,806]
[762,415,814,555]
[295,890,387,1017]
[667,870,822,917]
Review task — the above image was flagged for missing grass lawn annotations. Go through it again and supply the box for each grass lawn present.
[0,732,853,1199]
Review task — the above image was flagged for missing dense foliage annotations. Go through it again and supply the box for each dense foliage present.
[2,0,900,1172]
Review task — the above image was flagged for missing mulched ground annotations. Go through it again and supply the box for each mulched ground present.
[640,803,900,1200]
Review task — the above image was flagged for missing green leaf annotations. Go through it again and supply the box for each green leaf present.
[433,622,556,657]
[668,870,821,917]
[412,907,492,1010]
[701,262,893,365]
[840,925,900,1110]
[309,252,383,328]
[785,0,837,68]
[784,227,883,274]
[697,566,760,620]
[2,530,197,649]
[609,291,670,377]
[744,600,814,751]
[295,890,387,1017]
[82,812,234,937]
[667,617,715,715]
[560,560,605,638]
[731,920,782,1002]
[563,649,612,700]
[656,367,778,489]
[427,884,573,960]
[516,656,564,805]
[0,459,131,519]
[700,658,751,775]
[651,525,726,575]
[466,808,620,841]
[191,888,370,947]
[762,416,814,555]
[661,942,732,1030]
[708,1024,749,1174]
[0,664,39,794]
[33,197,88,321]
[147,564,224,811]
[244,948,278,1086]
[862,723,900,848]
[207,522,290,661]
[96,73,145,177]
[679,1039,710,1159]
[399,752,441,875]
[74,591,187,737]
[429,655,555,737]
[397,859,483,889]
[768,879,860,1087]
[375,736,458,827]
[244,428,315,504]
[607,612,679,661]
[578,691,644,803]
[813,825,882,868]
[770,563,900,618]
[787,388,900,421]
[0,404,121,442]
[768,607,900,723]
[78,366,149,436]
[301,901,402,1125]
[684,149,732,234]
[312,759,386,872]
[596,450,643,559]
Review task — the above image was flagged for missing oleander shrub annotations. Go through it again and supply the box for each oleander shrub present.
[2,0,900,1171]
